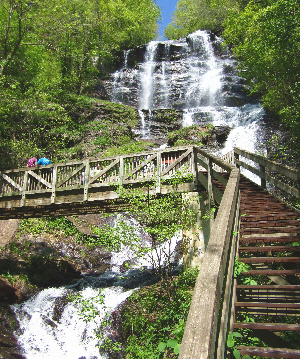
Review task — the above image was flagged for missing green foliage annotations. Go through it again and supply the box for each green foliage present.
[19,216,87,242]
[0,0,161,169]
[121,268,199,358]
[164,0,240,39]
[223,0,300,146]
[226,332,252,359]
[68,292,105,323]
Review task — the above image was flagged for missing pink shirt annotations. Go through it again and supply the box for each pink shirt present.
[27,157,37,167]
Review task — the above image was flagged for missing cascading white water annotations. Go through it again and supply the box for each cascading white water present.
[11,215,183,359]
[110,29,267,159]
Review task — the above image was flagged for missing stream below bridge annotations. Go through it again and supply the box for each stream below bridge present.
[9,30,271,358]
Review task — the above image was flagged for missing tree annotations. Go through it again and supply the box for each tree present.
[223,0,300,138]
[92,174,199,295]
[164,0,240,39]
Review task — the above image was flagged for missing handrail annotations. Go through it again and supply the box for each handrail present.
[179,166,240,359]
[234,147,300,198]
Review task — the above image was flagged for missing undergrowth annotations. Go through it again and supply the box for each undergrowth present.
[120,268,199,359]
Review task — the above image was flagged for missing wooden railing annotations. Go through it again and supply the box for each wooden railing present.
[0,146,195,212]
[234,147,300,198]
[180,149,240,359]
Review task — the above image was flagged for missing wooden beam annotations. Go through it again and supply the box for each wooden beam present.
[28,170,52,189]
[2,174,23,192]
[123,153,156,180]
[56,164,85,188]
[89,159,119,184]
[161,148,192,176]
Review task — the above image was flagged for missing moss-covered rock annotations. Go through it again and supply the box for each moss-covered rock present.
[167,124,231,148]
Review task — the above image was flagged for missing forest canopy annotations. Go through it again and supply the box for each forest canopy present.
[0,0,161,169]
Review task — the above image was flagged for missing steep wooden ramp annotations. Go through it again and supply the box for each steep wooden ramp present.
[234,176,300,358]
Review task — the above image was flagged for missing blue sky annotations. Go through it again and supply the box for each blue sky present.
[155,0,178,39]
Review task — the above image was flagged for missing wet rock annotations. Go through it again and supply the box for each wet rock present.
[0,304,25,359]
[0,278,17,304]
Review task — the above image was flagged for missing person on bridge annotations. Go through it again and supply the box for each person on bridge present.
[37,157,51,166]
[26,157,38,167]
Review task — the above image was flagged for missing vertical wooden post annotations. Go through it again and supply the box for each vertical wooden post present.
[119,157,124,186]
[51,166,58,204]
[207,157,214,209]
[83,160,90,202]
[234,151,240,169]
[21,171,28,207]
[156,152,161,194]
[259,163,267,189]
[192,148,198,189]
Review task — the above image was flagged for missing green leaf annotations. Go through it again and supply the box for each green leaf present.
[158,342,167,352]
[233,348,241,359]
[167,339,178,348]
[174,343,181,354]
[227,336,235,348]
[242,355,252,359]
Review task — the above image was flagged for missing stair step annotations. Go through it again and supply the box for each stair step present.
[241,269,300,276]
[240,257,300,264]
[240,236,299,244]
[239,246,300,253]
[237,346,300,358]
[241,226,300,235]
[233,322,300,331]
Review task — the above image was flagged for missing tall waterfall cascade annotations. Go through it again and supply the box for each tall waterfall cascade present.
[109,30,266,156]
[11,30,267,358]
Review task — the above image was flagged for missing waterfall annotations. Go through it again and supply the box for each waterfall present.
[109,30,267,159]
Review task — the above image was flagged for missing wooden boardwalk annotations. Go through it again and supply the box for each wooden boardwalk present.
[0,146,196,219]
[1,145,300,358]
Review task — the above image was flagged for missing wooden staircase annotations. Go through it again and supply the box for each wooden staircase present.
[234,176,300,358]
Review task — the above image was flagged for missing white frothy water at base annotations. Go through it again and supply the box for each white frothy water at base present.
[13,286,136,359]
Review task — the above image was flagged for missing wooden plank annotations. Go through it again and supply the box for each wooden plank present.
[198,171,223,204]
[123,153,156,180]
[21,171,28,207]
[237,346,300,359]
[233,322,300,331]
[239,246,300,253]
[56,164,85,187]
[28,170,52,189]
[179,168,240,359]
[89,159,119,184]
[240,257,300,264]
[161,148,192,176]
[2,174,23,192]
[235,302,300,308]
[195,147,235,172]
[241,270,300,276]
[236,285,300,290]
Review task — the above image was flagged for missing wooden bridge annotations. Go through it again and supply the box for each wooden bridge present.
[1,146,300,358]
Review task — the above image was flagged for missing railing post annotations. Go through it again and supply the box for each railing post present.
[208,157,214,209]
[119,157,124,186]
[192,147,198,188]
[156,152,161,194]
[234,150,240,169]
[51,166,58,204]
[259,163,267,189]
[83,160,90,202]
[21,171,28,207]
